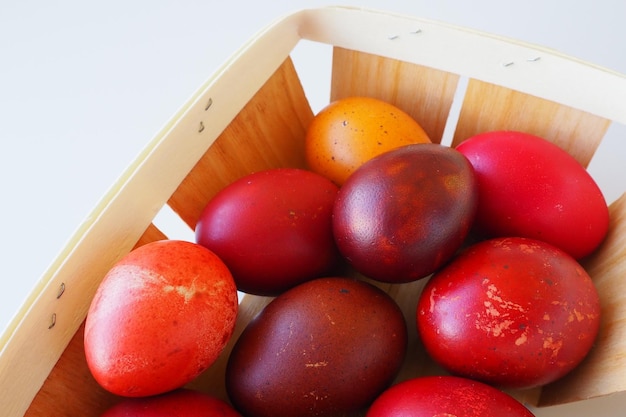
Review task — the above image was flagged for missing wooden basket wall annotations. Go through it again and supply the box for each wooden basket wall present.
[1,6,625,417]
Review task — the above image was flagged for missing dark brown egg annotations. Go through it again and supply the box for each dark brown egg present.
[332,143,478,283]
[225,277,407,417]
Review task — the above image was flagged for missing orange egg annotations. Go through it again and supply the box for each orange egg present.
[304,96,431,185]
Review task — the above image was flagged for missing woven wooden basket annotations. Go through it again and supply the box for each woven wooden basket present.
[2,6,625,417]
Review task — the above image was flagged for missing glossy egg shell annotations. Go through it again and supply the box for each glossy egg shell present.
[195,168,342,296]
[332,143,478,283]
[366,375,535,417]
[416,237,601,389]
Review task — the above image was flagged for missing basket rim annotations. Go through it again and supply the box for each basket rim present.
[299,6,626,124]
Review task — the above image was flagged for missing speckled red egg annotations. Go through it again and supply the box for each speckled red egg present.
[84,240,238,398]
[225,277,408,417]
[416,237,601,389]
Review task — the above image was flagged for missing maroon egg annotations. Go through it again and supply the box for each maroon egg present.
[195,168,342,296]
[332,143,477,283]
[225,277,407,417]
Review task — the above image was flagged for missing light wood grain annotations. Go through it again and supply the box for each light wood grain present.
[331,47,459,144]
[168,56,313,230]
[451,79,610,167]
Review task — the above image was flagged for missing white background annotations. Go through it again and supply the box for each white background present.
[1,1,625,415]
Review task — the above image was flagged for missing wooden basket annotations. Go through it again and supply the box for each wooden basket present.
[2,6,625,416]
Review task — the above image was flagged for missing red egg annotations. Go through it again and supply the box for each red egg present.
[195,168,342,296]
[416,237,601,389]
[456,130,609,259]
[100,388,242,416]
[85,240,238,397]
[366,375,535,417]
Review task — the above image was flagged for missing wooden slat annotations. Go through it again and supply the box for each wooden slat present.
[451,79,611,167]
[168,56,314,230]
[330,47,459,144]
[538,193,626,406]
[132,222,168,249]
[24,323,119,417]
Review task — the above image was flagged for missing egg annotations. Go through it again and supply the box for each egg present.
[332,143,478,283]
[195,168,342,296]
[416,237,601,389]
[455,130,609,259]
[366,375,535,417]
[225,277,407,417]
